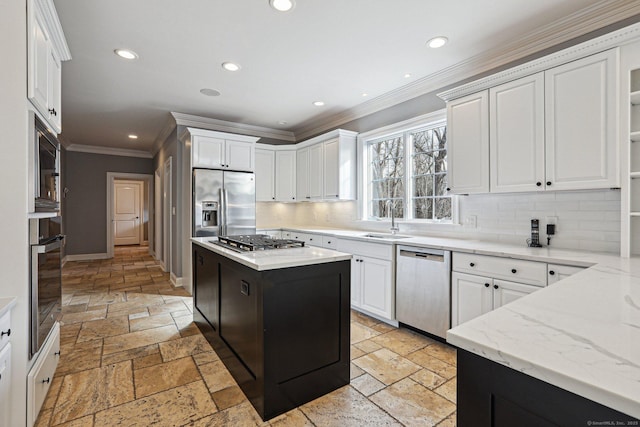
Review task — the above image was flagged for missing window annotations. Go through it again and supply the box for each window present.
[363,112,453,222]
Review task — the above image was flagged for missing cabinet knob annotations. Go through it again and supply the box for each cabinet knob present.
[306,196,310,199]
[292,197,295,200]
[327,241,331,244]
[549,270,555,276]
[54,351,61,356]
[446,187,451,191]
[493,284,499,289]
[536,182,542,187]
[272,197,275,200]
[511,269,517,274]
[1,329,10,337]
[469,262,475,267]
[48,108,55,114]
[484,283,490,288]
[546,181,552,186]
[42,377,50,384]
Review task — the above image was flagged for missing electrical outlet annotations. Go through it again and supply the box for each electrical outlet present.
[463,215,477,228]
[546,216,558,225]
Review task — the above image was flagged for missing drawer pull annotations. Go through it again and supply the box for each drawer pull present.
[511,269,517,274]
[536,182,542,187]
[549,270,555,276]
[1,329,10,337]
[484,283,490,288]
[54,351,61,356]
[469,262,475,267]
[493,284,499,289]
[42,377,50,384]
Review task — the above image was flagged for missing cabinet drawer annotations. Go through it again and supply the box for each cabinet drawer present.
[304,234,322,247]
[547,264,586,285]
[322,236,338,250]
[453,253,547,287]
[28,322,60,426]
[0,311,10,352]
[337,238,393,260]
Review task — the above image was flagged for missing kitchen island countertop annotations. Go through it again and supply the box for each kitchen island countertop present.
[191,237,352,271]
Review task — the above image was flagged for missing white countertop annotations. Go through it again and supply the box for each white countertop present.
[191,237,352,271]
[265,226,640,418]
[0,297,17,318]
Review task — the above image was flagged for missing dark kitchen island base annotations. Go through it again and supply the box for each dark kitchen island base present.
[457,349,639,426]
[192,243,351,421]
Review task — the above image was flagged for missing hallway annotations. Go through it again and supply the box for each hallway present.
[35,246,457,426]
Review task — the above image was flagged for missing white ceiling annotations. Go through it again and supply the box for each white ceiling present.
[54,0,635,153]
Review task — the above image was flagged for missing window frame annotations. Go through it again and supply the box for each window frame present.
[357,109,458,224]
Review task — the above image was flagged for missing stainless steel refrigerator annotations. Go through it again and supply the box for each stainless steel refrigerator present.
[193,168,256,237]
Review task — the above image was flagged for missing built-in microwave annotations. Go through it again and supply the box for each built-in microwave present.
[33,114,61,212]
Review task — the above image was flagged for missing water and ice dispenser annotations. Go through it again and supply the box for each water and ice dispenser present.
[202,201,219,228]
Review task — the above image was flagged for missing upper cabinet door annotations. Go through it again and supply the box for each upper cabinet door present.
[308,144,324,199]
[30,7,49,117]
[255,149,275,201]
[47,47,62,132]
[490,73,545,193]
[323,138,339,199]
[447,91,489,194]
[226,140,255,172]
[275,150,296,202]
[192,136,225,169]
[545,49,619,191]
[296,147,309,201]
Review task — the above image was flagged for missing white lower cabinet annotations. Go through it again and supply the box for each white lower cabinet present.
[338,239,394,321]
[547,264,586,285]
[0,342,11,427]
[452,272,538,327]
[28,322,61,427]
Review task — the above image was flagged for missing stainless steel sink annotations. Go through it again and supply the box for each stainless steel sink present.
[362,233,410,240]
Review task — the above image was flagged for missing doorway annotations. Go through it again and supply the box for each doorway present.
[163,157,172,275]
[154,168,162,264]
[106,172,154,259]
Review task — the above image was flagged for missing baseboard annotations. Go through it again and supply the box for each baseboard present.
[170,272,183,287]
[63,253,110,262]
[158,260,166,271]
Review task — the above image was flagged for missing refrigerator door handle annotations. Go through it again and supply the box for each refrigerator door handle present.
[223,188,229,235]
[219,188,225,236]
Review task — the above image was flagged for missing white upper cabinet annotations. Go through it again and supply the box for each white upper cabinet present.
[490,73,545,193]
[308,143,324,200]
[545,49,619,190]
[446,91,490,194]
[255,149,275,201]
[296,147,310,201]
[190,130,258,172]
[275,150,296,202]
[28,0,71,134]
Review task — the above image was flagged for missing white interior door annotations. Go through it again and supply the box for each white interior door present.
[114,181,142,245]
[163,158,172,274]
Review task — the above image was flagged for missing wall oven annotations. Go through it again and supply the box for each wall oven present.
[29,217,63,358]
[33,114,61,212]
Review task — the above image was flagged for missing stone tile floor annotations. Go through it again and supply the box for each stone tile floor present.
[36,246,457,427]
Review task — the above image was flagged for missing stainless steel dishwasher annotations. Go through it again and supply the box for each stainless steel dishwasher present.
[396,245,451,339]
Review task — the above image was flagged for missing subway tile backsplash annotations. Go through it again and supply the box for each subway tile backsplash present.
[256,189,621,254]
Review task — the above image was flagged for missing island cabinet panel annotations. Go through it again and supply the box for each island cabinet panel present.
[192,243,350,421]
[457,350,638,426]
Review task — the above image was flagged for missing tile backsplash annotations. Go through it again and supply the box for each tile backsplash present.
[257,189,621,253]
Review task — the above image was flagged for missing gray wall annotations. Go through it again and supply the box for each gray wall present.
[64,151,153,255]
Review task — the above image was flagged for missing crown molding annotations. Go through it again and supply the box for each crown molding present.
[292,0,640,140]
[438,22,639,101]
[171,112,296,142]
[34,0,71,60]
[66,144,153,159]
[152,117,178,155]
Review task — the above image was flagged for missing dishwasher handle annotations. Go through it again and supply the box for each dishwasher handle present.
[399,249,445,262]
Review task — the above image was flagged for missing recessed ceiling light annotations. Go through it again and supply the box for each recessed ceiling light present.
[278,120,288,125]
[362,93,369,97]
[270,0,295,12]
[427,36,449,48]
[200,88,221,97]
[128,134,138,140]
[222,62,241,72]
[404,73,412,78]
[313,101,325,106]
[114,49,138,60]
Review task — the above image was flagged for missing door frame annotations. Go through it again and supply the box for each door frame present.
[113,180,144,246]
[163,157,172,275]
[106,172,154,259]
[154,168,162,264]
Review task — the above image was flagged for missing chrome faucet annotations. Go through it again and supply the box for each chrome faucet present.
[387,200,400,235]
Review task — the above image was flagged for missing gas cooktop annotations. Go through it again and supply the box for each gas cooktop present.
[213,234,305,252]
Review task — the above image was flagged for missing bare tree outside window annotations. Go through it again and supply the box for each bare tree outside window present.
[367,123,451,221]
